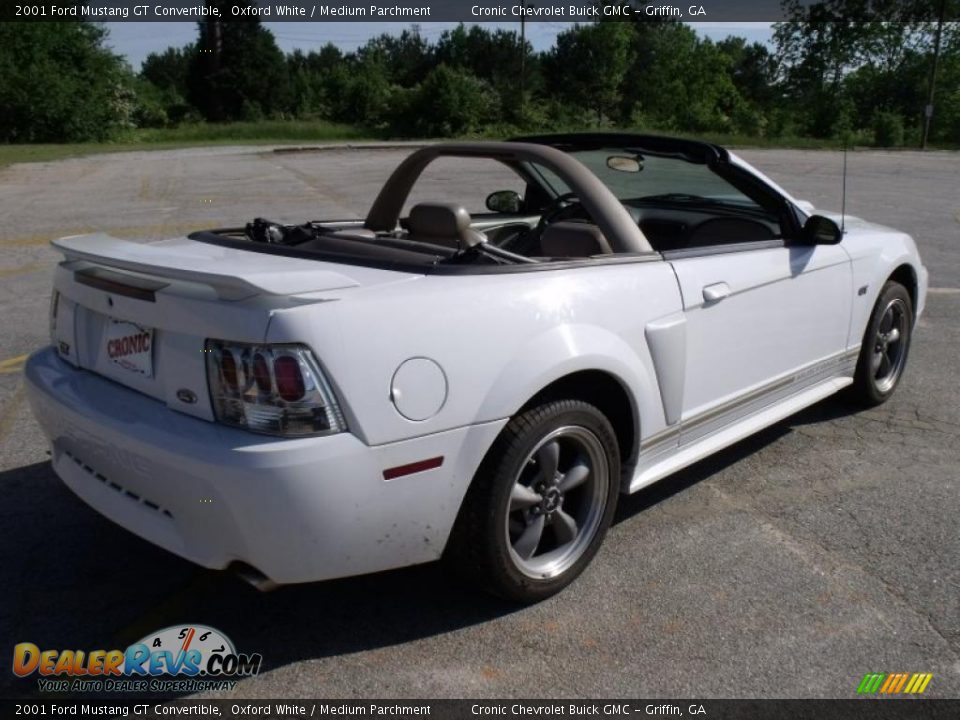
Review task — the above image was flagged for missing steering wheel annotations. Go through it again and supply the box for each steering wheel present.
[496,193,589,256]
[532,192,588,242]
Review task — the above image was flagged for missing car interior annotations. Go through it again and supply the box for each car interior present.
[368,144,788,259]
[194,136,796,269]
[378,196,782,260]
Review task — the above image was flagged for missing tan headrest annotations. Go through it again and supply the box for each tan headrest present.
[540,221,612,257]
[408,203,471,239]
[406,203,485,249]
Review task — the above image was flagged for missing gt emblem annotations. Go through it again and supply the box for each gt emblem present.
[176,388,198,404]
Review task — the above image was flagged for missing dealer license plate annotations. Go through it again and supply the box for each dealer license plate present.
[104,319,154,377]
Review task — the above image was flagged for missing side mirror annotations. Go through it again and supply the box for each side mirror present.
[485,190,522,214]
[801,215,843,245]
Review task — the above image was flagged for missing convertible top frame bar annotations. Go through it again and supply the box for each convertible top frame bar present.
[511,132,729,166]
[363,141,654,254]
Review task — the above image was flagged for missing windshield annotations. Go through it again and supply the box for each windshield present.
[533,148,762,211]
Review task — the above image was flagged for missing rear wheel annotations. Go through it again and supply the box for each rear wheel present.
[445,399,620,603]
[848,281,913,406]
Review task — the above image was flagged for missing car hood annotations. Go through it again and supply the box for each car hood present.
[816,211,903,235]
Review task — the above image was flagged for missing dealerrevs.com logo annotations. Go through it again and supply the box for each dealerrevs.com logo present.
[12,625,261,693]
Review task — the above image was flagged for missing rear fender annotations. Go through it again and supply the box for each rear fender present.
[475,323,664,478]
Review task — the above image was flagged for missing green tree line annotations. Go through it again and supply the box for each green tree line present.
[1,1,958,146]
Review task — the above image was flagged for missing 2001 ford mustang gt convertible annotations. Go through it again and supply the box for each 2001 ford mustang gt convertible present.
[26,133,927,601]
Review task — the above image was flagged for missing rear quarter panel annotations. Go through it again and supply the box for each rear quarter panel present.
[265,261,683,452]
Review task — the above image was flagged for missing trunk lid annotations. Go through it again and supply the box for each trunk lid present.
[50,233,415,421]
[52,233,410,299]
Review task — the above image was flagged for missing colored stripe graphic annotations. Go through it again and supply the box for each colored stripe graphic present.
[910,674,933,694]
[883,673,908,693]
[857,672,932,694]
[857,673,885,694]
[893,673,909,693]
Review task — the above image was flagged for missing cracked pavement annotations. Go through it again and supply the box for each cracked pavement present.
[0,145,957,699]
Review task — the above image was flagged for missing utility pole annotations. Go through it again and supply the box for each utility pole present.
[204,1,222,69]
[201,1,224,121]
[921,0,946,149]
[519,3,534,118]
[520,14,526,118]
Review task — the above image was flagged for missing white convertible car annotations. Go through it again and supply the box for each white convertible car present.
[26,134,927,601]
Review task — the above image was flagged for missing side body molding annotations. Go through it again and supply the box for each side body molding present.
[645,314,687,426]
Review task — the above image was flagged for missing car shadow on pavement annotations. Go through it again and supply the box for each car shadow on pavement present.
[2,396,860,699]
[613,395,859,523]
[0,458,519,699]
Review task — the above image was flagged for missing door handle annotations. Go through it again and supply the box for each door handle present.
[702,282,731,303]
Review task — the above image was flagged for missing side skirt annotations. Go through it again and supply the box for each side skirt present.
[628,349,858,494]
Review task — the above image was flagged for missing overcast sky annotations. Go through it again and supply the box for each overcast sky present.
[105,21,775,69]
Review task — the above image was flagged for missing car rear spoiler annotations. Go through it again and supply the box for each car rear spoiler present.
[52,234,359,300]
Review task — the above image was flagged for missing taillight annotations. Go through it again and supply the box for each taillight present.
[252,353,271,393]
[273,356,305,401]
[205,340,346,437]
[220,350,239,390]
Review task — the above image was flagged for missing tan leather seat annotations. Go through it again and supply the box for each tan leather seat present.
[406,203,486,250]
[540,221,612,258]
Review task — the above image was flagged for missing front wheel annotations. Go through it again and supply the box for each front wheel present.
[848,281,914,406]
[445,399,620,603]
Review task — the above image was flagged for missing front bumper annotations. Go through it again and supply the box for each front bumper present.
[25,347,505,584]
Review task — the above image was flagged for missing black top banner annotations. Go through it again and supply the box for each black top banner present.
[2,0,958,22]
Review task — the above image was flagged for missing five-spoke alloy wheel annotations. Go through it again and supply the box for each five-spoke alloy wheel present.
[871,296,909,394]
[446,399,620,602]
[850,281,914,406]
[506,426,609,580]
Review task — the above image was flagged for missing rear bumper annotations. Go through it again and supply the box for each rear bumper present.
[25,347,505,584]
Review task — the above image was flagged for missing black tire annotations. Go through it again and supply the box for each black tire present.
[848,281,913,407]
[444,399,620,603]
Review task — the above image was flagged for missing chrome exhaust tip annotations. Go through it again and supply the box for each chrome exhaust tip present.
[233,563,280,592]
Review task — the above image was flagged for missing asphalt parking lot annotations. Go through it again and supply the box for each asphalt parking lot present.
[0,144,957,699]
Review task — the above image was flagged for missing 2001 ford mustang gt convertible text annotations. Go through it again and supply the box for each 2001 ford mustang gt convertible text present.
[26,134,927,601]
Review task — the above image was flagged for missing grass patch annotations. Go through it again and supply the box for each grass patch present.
[1,121,950,169]
[680,132,852,149]
[444,125,919,150]
[131,120,370,143]
[0,120,375,168]
[0,143,129,167]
